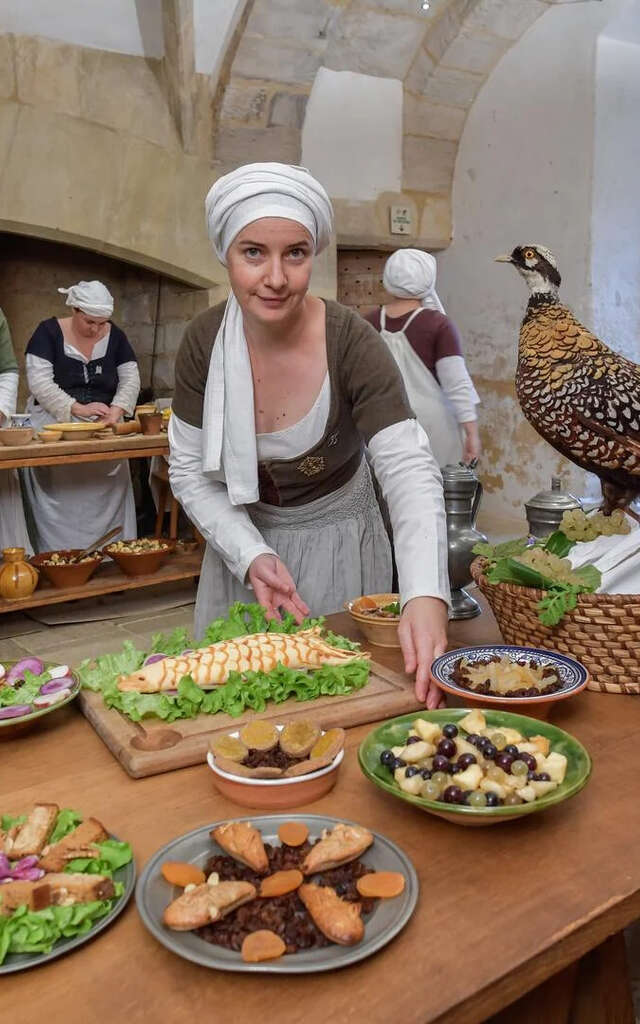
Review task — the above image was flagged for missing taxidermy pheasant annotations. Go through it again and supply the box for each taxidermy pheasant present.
[496,244,640,517]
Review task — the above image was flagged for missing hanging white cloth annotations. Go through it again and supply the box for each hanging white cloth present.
[378,307,462,469]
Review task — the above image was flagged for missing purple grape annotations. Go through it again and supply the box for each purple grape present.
[432,754,451,773]
[483,743,497,760]
[442,724,458,739]
[406,735,421,745]
[457,753,477,770]
[443,785,463,804]
[466,734,482,747]
[519,753,537,771]
[537,772,551,782]
[380,749,395,767]
[495,752,514,774]
[420,768,432,780]
[405,766,419,778]
[504,744,518,755]
[437,738,457,759]
[485,792,500,807]
[392,758,406,770]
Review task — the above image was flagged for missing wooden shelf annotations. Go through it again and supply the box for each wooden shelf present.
[0,549,202,614]
[0,432,168,470]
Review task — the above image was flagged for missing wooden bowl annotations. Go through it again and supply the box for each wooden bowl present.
[38,429,62,443]
[207,750,344,809]
[104,538,176,577]
[42,422,107,441]
[345,593,401,648]
[138,412,163,435]
[430,645,589,721]
[0,427,34,446]
[31,550,104,588]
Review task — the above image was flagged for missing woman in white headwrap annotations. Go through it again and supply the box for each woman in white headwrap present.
[169,163,450,708]
[364,249,481,468]
[22,281,141,552]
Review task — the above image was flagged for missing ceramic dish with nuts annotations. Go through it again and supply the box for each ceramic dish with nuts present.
[103,537,175,577]
[345,593,401,648]
[207,720,345,810]
[31,549,104,589]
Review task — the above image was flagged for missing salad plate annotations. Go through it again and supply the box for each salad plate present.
[136,814,418,973]
[0,660,81,739]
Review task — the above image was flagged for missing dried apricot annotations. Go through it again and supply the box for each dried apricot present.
[210,734,248,762]
[353,596,378,612]
[356,872,405,899]
[278,821,309,847]
[259,869,303,897]
[241,929,286,962]
[279,719,321,757]
[239,720,279,751]
[310,727,345,761]
[161,861,206,888]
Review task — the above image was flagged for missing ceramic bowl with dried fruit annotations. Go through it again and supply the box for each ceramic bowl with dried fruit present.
[345,593,401,648]
[207,719,345,810]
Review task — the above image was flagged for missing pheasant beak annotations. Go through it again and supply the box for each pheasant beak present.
[494,254,513,263]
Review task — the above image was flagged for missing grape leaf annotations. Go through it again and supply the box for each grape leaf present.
[572,565,601,592]
[543,531,575,558]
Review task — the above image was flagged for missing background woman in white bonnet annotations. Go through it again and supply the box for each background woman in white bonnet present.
[169,163,450,708]
[365,248,481,468]
[22,281,140,552]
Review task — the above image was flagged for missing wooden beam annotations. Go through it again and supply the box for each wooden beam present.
[162,0,196,153]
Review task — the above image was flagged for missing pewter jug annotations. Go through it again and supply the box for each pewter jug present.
[524,476,582,539]
[442,464,487,619]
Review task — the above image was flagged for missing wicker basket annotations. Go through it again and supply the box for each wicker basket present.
[471,557,640,695]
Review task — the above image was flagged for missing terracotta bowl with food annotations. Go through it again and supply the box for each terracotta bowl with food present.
[103,537,176,576]
[0,427,34,446]
[430,644,589,721]
[345,593,401,648]
[31,549,104,588]
[207,720,345,809]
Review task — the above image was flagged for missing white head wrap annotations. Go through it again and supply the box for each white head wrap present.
[201,163,334,504]
[205,162,333,265]
[383,249,445,314]
[58,281,114,319]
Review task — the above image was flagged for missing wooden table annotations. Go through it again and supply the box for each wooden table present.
[2,600,637,1024]
[0,432,168,469]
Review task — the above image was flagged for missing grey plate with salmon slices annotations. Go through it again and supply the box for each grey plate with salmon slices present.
[0,844,136,974]
[135,813,419,973]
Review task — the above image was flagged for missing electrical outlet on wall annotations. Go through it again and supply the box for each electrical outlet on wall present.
[390,205,414,235]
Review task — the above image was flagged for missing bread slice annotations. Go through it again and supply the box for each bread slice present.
[7,804,59,858]
[39,817,108,872]
[0,878,52,916]
[43,872,115,906]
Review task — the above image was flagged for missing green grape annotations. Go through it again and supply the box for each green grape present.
[504,792,523,806]
[468,791,487,808]
[490,732,507,750]
[421,779,441,801]
[511,759,529,777]
[431,771,447,787]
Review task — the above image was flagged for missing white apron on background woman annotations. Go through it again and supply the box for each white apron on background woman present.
[0,308,32,553]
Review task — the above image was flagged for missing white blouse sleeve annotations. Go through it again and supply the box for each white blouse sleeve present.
[112,361,140,416]
[368,418,451,610]
[0,370,18,423]
[435,355,480,424]
[168,413,276,582]
[25,353,74,422]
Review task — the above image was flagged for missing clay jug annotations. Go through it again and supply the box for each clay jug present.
[0,548,39,601]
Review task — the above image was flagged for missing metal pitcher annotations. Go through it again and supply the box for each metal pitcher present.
[442,463,487,619]
[524,476,582,539]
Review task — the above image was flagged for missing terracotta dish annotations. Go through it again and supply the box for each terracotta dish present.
[37,430,62,443]
[345,593,401,648]
[31,550,104,589]
[430,644,589,721]
[139,412,163,435]
[0,427,34,446]
[104,538,176,577]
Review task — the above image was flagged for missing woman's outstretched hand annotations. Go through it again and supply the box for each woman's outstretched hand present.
[398,596,449,709]
[248,554,310,624]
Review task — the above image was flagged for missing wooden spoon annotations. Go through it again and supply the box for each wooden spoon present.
[69,525,123,563]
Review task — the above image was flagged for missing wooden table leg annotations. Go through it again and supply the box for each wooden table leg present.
[485,931,634,1024]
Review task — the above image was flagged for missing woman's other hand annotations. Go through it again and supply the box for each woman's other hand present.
[71,401,111,420]
[248,553,310,624]
[398,596,448,709]
[101,405,125,426]
[461,420,481,464]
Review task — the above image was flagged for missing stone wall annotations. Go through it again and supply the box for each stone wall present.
[0,233,210,407]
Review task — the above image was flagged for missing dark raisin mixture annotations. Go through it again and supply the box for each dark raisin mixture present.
[242,747,305,770]
[451,655,563,698]
[197,840,375,955]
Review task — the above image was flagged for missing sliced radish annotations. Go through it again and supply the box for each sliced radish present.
[47,664,70,679]
[33,689,70,708]
[6,657,45,686]
[39,676,75,695]
[0,704,33,719]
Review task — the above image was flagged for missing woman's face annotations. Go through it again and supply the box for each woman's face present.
[72,309,110,339]
[226,218,314,325]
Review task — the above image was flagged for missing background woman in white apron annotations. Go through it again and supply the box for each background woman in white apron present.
[169,163,451,708]
[0,307,32,552]
[22,281,140,552]
[365,249,481,467]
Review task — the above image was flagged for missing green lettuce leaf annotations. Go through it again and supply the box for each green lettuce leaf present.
[0,670,46,709]
[150,626,192,657]
[0,896,121,964]
[65,839,132,877]
[76,640,144,692]
[49,809,83,844]
[1,813,26,830]
[473,537,530,560]
[544,530,575,558]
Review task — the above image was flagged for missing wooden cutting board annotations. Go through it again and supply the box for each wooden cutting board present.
[78,658,422,778]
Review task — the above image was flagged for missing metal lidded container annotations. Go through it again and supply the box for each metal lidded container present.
[442,462,487,619]
[524,476,582,539]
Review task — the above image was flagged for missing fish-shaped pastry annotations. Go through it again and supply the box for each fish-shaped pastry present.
[302,823,374,875]
[117,629,366,693]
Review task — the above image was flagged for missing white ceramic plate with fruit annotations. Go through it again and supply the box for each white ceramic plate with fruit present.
[358,708,591,826]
